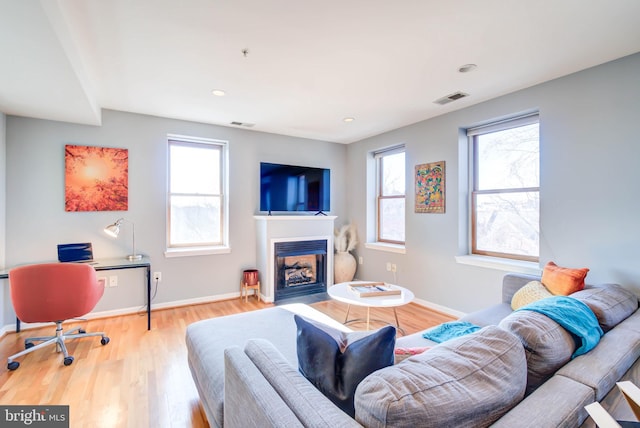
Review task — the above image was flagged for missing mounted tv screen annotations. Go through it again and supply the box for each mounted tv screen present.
[260,162,330,213]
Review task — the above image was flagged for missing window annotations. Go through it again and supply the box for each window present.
[375,146,405,244]
[167,136,228,254]
[468,114,539,261]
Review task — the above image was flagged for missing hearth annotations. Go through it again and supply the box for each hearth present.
[274,239,327,301]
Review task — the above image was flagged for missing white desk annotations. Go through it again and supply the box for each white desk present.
[328,281,414,333]
[0,257,152,331]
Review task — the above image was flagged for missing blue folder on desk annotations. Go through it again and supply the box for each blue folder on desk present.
[57,243,94,263]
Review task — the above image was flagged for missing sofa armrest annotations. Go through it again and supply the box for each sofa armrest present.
[245,339,362,428]
[224,346,304,428]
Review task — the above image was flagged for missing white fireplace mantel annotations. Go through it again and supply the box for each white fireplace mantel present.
[254,215,337,302]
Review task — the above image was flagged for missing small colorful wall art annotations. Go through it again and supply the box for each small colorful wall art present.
[65,144,129,212]
[415,161,445,213]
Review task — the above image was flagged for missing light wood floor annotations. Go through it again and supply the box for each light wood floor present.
[0,297,455,428]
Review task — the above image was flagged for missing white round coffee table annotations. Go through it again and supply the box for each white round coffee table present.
[328,281,414,333]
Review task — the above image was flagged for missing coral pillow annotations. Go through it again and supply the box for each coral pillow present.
[541,261,589,295]
[394,347,431,364]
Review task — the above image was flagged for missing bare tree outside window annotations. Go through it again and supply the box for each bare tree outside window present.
[470,117,539,261]
[377,148,405,244]
[168,138,227,248]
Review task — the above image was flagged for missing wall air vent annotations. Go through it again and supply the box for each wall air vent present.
[230,121,255,128]
[433,91,469,105]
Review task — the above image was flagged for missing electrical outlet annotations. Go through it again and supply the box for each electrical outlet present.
[153,272,162,282]
[386,262,391,272]
[391,263,397,273]
[109,275,118,287]
[98,277,107,288]
[358,256,364,265]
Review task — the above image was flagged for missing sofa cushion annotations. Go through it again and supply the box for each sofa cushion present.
[294,314,396,417]
[490,374,595,428]
[615,309,640,335]
[556,313,640,401]
[593,352,640,424]
[354,325,527,428]
[499,310,576,393]
[571,284,638,332]
[541,261,589,295]
[511,280,553,310]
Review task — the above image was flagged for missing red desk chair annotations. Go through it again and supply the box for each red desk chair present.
[7,263,110,370]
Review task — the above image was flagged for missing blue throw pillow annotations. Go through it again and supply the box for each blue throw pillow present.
[294,314,396,417]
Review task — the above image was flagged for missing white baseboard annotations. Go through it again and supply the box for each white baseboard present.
[1,292,462,335]
[412,297,466,319]
[0,291,244,334]
[0,324,11,339]
[151,291,241,310]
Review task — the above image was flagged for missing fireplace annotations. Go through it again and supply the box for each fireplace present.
[274,239,327,301]
[254,215,336,302]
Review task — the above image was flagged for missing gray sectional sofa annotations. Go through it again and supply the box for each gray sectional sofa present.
[185,273,640,427]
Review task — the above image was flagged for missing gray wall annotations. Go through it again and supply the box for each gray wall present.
[348,52,640,313]
[2,110,347,325]
[0,113,5,326]
[2,53,639,326]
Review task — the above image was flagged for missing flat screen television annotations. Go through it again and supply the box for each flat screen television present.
[260,162,330,214]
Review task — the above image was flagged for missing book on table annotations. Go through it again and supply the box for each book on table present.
[348,282,401,297]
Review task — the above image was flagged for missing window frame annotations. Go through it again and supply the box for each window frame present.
[468,114,540,262]
[166,135,229,256]
[375,145,406,245]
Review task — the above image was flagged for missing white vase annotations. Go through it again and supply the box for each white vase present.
[334,251,357,284]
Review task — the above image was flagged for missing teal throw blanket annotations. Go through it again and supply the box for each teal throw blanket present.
[422,321,481,343]
[517,296,603,358]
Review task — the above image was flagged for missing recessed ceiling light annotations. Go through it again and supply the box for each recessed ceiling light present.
[343,117,355,123]
[458,64,477,73]
[212,89,226,96]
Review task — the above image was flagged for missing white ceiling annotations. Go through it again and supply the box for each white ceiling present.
[1,0,640,144]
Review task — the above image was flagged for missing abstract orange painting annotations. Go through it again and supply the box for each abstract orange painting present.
[65,145,128,211]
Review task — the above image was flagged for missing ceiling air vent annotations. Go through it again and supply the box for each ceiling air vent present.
[433,91,469,105]
[230,121,255,128]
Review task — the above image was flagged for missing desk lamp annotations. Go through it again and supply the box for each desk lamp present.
[104,218,142,261]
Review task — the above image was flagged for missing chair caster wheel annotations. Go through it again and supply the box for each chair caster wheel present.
[78,329,86,334]
[7,361,19,371]
[101,337,110,345]
[25,342,34,350]
[63,356,74,366]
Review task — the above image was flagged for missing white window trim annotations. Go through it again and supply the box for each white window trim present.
[455,254,541,275]
[466,113,539,136]
[466,112,540,262]
[364,242,406,254]
[164,245,231,258]
[370,144,406,247]
[166,134,230,257]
